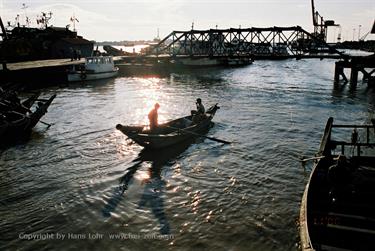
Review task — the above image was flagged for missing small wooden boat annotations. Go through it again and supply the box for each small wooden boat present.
[0,94,56,143]
[300,117,375,250]
[0,92,40,114]
[116,104,220,149]
[67,56,119,82]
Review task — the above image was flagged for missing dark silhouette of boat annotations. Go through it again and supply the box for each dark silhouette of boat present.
[0,14,93,62]
[116,104,220,149]
[0,91,56,144]
[300,117,375,250]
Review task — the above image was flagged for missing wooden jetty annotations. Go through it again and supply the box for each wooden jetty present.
[3,58,85,71]
[334,54,375,86]
[0,57,125,86]
[1,58,83,86]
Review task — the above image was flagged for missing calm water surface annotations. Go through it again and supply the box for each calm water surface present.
[1,59,375,251]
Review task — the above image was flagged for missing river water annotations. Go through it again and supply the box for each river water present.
[1,59,375,251]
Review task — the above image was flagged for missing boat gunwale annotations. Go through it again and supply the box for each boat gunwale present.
[300,117,334,251]
[68,68,119,75]
[117,104,219,149]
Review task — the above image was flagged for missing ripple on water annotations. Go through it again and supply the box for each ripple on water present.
[1,59,375,251]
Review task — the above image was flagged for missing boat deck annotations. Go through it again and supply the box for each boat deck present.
[307,157,375,250]
[300,118,375,251]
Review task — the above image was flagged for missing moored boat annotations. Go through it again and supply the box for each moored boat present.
[0,14,94,63]
[116,104,220,149]
[0,91,40,114]
[170,57,253,67]
[0,94,56,144]
[67,56,119,82]
[300,117,375,250]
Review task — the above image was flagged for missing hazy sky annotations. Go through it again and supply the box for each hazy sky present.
[1,0,374,42]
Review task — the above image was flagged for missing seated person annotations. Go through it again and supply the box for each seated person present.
[191,98,206,123]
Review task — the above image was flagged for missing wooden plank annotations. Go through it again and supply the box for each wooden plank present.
[7,58,84,71]
[327,224,375,235]
[331,141,375,147]
[332,124,375,128]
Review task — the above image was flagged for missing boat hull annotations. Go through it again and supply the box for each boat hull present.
[0,94,56,144]
[67,68,119,82]
[117,104,219,149]
[172,57,253,67]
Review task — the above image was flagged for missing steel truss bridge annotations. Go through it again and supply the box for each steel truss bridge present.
[148,26,345,59]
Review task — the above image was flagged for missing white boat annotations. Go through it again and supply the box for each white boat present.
[67,56,119,82]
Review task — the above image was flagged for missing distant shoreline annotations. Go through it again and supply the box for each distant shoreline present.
[95,40,160,46]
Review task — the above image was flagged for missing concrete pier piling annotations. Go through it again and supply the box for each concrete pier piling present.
[334,55,375,87]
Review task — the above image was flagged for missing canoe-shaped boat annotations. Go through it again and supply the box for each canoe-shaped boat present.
[116,104,219,149]
[300,117,375,250]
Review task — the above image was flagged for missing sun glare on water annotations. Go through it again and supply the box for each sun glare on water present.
[132,77,170,125]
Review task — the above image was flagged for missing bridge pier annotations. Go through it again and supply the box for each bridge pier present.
[334,55,375,87]
[350,67,358,86]
[334,61,348,83]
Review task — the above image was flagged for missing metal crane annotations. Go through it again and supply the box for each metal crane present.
[311,0,339,41]
[359,20,375,41]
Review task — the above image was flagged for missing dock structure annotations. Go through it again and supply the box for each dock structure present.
[334,55,375,86]
[0,58,85,86]
[0,57,126,86]
[146,26,344,60]
[3,58,85,71]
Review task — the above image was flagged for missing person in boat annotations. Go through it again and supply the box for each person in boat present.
[328,155,352,186]
[148,103,160,131]
[191,98,206,123]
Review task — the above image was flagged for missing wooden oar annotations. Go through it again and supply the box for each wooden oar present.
[39,120,52,128]
[300,156,324,163]
[167,126,231,144]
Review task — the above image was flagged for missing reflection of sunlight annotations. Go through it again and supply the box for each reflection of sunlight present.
[135,169,151,183]
[189,190,201,214]
[103,130,140,159]
[171,164,182,179]
[205,210,214,222]
[132,78,169,125]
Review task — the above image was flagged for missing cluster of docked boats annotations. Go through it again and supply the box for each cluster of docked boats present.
[0,88,56,145]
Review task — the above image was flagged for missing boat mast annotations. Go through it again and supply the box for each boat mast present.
[70,14,79,32]
[0,16,8,40]
[21,3,30,27]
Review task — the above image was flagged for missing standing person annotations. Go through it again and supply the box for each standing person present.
[70,47,74,61]
[73,49,78,60]
[77,49,81,60]
[148,103,160,131]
